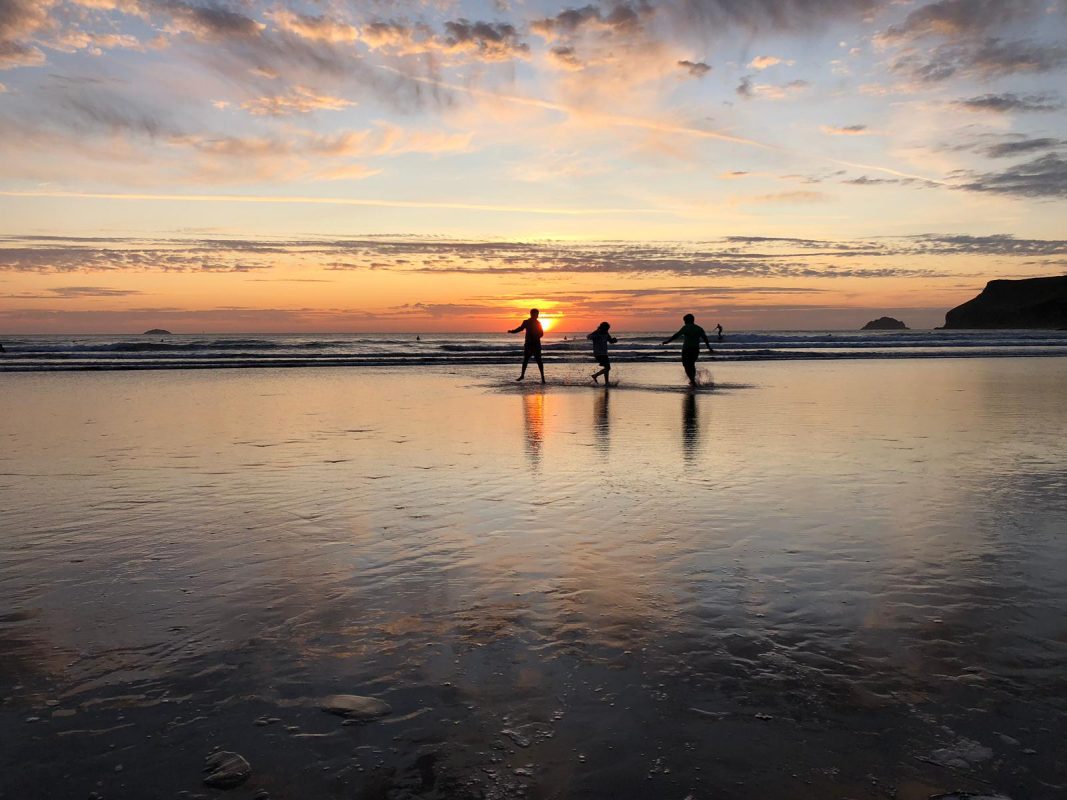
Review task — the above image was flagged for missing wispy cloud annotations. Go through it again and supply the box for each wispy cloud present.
[821,124,869,136]
[677,59,711,77]
[240,87,355,116]
[748,55,791,70]
[980,136,1065,159]
[952,153,1067,198]
[11,285,144,298]
[15,232,1060,278]
[266,9,359,44]
[952,92,1063,113]
[736,76,810,100]
[0,189,672,216]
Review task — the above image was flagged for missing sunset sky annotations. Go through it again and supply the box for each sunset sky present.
[1,0,1066,333]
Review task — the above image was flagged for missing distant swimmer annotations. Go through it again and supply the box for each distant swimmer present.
[662,313,715,386]
[416,335,420,341]
[508,308,546,383]
[715,323,724,342]
[587,322,617,385]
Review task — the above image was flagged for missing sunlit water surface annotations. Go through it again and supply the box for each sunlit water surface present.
[2,359,1066,799]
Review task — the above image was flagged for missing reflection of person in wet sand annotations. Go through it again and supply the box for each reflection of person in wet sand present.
[508,308,545,383]
[662,314,715,386]
[682,391,699,463]
[522,392,545,466]
[587,321,617,385]
[593,389,610,453]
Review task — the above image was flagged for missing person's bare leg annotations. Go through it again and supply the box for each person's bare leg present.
[591,367,605,382]
[517,352,530,381]
[684,360,697,385]
[536,356,545,383]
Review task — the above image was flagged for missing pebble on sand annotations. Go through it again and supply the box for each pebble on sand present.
[203,751,252,789]
[501,729,531,748]
[319,695,392,720]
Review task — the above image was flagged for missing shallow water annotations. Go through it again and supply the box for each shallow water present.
[4,329,1067,371]
[2,359,1066,799]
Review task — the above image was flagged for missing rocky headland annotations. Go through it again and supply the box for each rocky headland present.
[944,276,1067,329]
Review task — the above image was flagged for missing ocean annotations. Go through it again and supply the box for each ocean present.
[3,329,1067,371]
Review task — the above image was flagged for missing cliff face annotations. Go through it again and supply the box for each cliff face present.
[943,276,1067,329]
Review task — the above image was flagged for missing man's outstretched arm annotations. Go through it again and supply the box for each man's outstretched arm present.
[662,328,682,345]
[508,320,528,334]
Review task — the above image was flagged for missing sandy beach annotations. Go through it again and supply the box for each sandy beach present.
[2,358,1066,799]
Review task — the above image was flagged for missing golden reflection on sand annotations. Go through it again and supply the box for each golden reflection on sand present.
[522,391,545,467]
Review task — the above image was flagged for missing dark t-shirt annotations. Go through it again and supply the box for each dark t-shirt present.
[673,323,706,348]
[587,330,614,357]
[516,318,544,348]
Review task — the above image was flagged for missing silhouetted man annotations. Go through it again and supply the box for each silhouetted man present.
[662,313,714,386]
[715,323,724,342]
[509,308,545,383]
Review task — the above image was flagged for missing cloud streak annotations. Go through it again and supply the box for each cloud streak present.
[9,232,1063,278]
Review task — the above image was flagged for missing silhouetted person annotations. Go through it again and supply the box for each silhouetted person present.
[587,321,617,384]
[715,324,724,342]
[662,313,714,386]
[509,308,545,383]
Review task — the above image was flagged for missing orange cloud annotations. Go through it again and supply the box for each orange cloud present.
[240,87,356,116]
[267,9,359,43]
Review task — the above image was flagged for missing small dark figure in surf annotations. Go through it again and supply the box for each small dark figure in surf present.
[715,323,724,342]
[587,322,617,385]
[416,335,420,341]
[663,313,715,386]
[509,308,545,383]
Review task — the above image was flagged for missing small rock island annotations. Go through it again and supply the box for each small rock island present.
[143,329,172,335]
[862,316,908,330]
[943,275,1067,329]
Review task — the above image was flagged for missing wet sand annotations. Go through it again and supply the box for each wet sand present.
[2,359,1066,799]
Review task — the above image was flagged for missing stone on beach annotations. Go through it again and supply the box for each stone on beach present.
[203,751,251,789]
[501,729,531,748]
[320,694,392,720]
[928,737,993,770]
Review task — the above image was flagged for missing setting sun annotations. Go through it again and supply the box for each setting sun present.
[540,317,556,333]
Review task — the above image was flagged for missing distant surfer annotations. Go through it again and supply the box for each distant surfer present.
[508,308,545,383]
[416,335,420,341]
[662,313,715,386]
[587,322,617,385]
[715,323,724,342]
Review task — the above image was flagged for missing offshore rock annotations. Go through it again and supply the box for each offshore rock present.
[861,316,908,330]
[143,329,172,335]
[943,276,1067,329]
